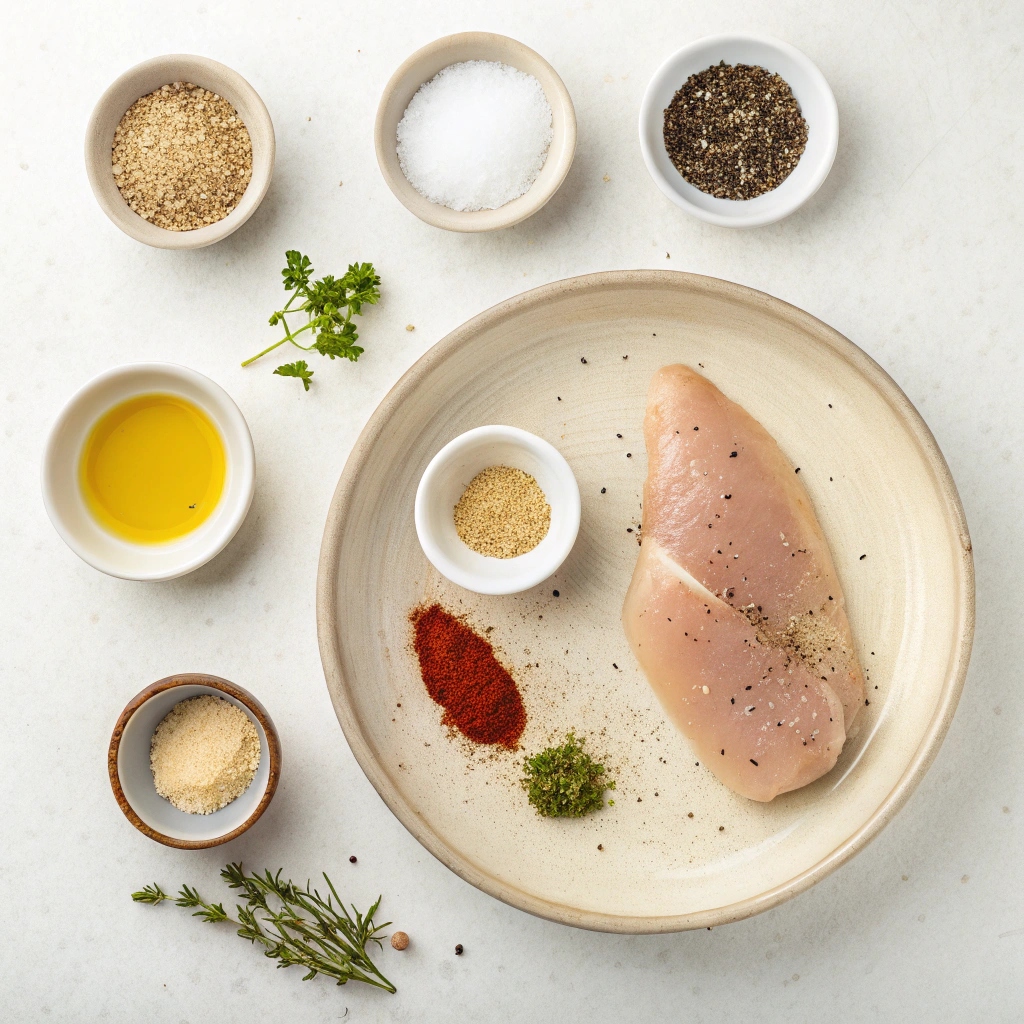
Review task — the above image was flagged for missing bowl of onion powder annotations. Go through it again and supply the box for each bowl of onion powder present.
[108,673,281,848]
[375,32,577,231]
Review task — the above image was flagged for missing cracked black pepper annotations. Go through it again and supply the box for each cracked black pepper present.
[662,62,808,200]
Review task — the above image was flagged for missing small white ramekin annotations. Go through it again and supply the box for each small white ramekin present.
[639,35,838,227]
[414,425,580,595]
[42,363,255,581]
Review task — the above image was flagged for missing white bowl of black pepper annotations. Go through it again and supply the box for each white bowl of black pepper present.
[639,35,838,228]
[85,54,275,249]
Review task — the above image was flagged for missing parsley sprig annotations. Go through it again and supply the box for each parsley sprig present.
[132,863,395,993]
[243,251,381,390]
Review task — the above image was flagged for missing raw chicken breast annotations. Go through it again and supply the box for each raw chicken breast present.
[622,365,865,801]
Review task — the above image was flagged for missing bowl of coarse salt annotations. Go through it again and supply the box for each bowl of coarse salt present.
[375,32,577,232]
[108,674,281,849]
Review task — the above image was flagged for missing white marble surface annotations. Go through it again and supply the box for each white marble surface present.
[2,0,1022,1019]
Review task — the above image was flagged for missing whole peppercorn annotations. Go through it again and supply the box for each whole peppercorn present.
[390,931,410,951]
[455,944,464,955]
[349,855,357,863]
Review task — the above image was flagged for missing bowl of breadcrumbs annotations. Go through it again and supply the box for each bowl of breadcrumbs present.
[108,673,281,848]
[85,54,275,249]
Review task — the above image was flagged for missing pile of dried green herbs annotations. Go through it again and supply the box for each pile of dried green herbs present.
[522,733,615,818]
[132,863,395,993]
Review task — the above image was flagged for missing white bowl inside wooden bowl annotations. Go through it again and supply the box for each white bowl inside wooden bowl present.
[85,54,275,249]
[374,32,577,232]
[317,271,973,933]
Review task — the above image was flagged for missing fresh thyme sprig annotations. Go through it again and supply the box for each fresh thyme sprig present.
[242,250,381,391]
[132,863,395,993]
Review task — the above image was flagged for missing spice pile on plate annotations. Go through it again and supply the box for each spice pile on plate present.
[410,603,526,749]
[112,81,253,229]
[662,62,807,200]
[453,465,550,558]
[397,60,553,211]
[150,695,260,813]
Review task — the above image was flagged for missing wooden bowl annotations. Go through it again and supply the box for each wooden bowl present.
[374,32,577,232]
[84,54,275,249]
[316,270,974,932]
[108,674,281,849]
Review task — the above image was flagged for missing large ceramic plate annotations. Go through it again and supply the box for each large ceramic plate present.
[317,271,973,932]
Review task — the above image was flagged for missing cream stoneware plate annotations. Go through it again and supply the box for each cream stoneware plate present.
[317,271,973,933]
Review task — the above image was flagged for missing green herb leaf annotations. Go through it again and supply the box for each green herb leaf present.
[131,883,171,905]
[175,886,231,923]
[521,733,615,818]
[242,251,380,387]
[274,361,314,390]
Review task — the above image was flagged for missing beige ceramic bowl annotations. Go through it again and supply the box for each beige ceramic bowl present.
[318,270,974,933]
[85,54,275,249]
[374,32,577,232]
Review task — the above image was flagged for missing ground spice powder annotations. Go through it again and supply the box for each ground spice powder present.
[410,604,526,749]
[112,81,253,230]
[149,694,260,814]
[453,465,550,559]
[662,62,808,200]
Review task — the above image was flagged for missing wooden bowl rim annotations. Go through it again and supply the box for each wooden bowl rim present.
[316,269,975,932]
[373,31,577,232]
[107,673,282,849]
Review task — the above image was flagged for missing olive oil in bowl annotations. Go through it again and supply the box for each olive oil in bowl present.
[79,393,226,544]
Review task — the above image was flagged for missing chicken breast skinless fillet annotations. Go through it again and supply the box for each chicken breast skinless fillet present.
[622,365,865,801]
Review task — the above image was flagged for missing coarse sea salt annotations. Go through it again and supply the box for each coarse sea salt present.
[396,60,553,212]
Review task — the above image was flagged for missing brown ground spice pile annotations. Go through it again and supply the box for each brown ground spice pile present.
[663,62,808,200]
[112,82,253,230]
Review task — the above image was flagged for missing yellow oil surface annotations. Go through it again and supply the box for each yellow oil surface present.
[79,393,226,543]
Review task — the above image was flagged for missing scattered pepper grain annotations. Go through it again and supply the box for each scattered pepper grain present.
[112,82,253,230]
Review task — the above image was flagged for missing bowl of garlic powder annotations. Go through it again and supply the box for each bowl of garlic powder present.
[85,54,275,249]
[108,673,281,848]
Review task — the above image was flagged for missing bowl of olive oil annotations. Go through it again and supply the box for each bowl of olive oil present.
[42,363,255,580]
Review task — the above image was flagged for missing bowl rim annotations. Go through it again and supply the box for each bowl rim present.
[41,361,256,582]
[374,31,577,232]
[317,269,975,933]
[108,673,282,849]
[413,423,582,595]
[638,33,839,228]
[84,53,275,249]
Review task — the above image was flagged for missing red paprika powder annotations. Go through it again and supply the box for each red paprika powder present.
[410,603,526,749]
